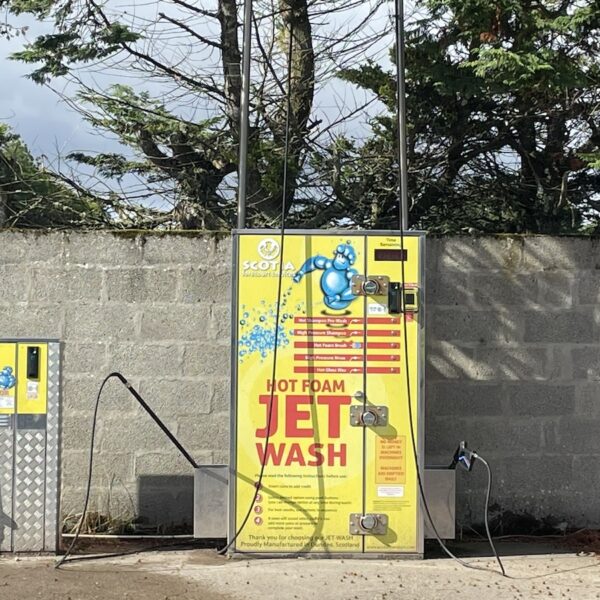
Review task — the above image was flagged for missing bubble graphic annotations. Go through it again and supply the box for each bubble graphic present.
[238,323,289,361]
[0,366,16,390]
[238,301,291,362]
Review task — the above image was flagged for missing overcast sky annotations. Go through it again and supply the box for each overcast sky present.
[0,31,108,158]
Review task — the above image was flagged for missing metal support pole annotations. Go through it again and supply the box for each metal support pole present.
[237,0,253,229]
[395,0,409,231]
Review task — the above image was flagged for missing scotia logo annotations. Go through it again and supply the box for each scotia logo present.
[242,237,295,275]
[258,238,280,260]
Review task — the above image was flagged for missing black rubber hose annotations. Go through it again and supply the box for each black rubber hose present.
[55,372,198,568]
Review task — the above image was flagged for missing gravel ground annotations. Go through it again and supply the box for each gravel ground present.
[1,542,599,600]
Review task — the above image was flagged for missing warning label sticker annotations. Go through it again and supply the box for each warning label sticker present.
[375,436,406,484]
[0,392,14,410]
[377,485,404,498]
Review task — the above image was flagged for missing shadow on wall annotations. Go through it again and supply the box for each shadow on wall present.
[425,236,600,530]
[136,475,193,533]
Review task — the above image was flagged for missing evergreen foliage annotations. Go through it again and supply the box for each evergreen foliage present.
[330,0,600,233]
[1,0,599,232]
[0,124,108,228]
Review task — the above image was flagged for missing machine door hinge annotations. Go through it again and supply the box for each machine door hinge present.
[349,513,388,535]
[349,405,388,427]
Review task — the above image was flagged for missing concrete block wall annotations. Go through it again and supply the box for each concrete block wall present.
[0,231,231,532]
[0,231,598,533]
[426,236,600,530]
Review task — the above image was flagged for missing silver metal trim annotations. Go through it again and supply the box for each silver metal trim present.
[228,234,240,550]
[16,414,46,430]
[416,233,426,555]
[232,229,427,237]
[423,468,455,540]
[0,339,60,343]
[44,341,60,552]
[194,465,229,539]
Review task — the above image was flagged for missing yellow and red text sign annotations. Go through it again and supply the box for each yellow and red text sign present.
[232,232,423,555]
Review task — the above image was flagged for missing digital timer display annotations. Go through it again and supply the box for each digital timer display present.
[374,249,408,261]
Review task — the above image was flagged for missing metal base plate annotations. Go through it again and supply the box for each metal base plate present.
[349,405,388,427]
[349,513,388,535]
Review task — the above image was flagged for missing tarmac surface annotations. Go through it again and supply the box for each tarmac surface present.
[1,541,599,599]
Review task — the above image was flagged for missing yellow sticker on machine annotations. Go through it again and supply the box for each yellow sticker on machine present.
[0,342,48,415]
[233,232,423,555]
[17,343,48,415]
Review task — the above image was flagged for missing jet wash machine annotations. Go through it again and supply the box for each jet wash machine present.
[195,229,455,558]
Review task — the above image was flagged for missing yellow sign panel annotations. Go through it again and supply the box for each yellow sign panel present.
[232,232,423,555]
[0,342,48,415]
